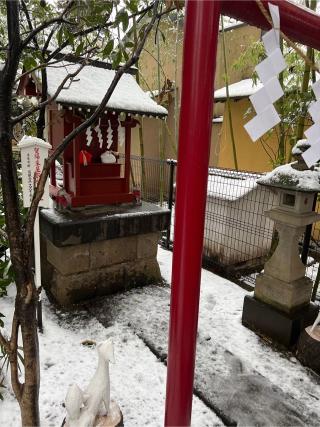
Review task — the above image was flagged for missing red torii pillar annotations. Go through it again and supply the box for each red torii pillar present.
[164,1,320,426]
[164,1,221,426]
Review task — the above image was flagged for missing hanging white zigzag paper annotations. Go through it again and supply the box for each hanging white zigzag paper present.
[94,119,104,148]
[244,3,286,142]
[86,127,93,146]
[106,120,113,149]
[302,80,320,167]
[118,120,125,147]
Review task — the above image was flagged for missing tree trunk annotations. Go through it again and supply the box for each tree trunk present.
[0,126,40,426]
[19,294,40,427]
[0,4,41,421]
[37,68,47,139]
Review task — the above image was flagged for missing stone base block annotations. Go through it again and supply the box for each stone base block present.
[41,232,162,307]
[242,295,318,347]
[40,203,170,307]
[46,258,161,306]
[254,273,313,314]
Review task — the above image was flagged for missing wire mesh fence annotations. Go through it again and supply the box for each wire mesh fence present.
[129,154,320,292]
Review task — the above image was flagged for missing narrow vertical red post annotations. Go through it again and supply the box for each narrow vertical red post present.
[164,1,221,426]
[124,118,131,193]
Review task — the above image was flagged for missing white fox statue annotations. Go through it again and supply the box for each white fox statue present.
[65,339,115,427]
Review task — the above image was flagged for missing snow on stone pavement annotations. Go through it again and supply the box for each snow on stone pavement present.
[0,266,220,426]
[160,248,320,424]
[89,247,320,425]
[2,246,320,425]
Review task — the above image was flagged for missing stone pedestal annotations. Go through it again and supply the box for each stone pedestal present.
[242,295,318,347]
[94,401,123,427]
[243,206,320,346]
[254,209,318,314]
[40,202,170,306]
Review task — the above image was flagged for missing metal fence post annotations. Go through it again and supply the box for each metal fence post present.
[301,193,318,265]
[166,159,175,249]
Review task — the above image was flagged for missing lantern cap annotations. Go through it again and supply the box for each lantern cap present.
[257,162,320,193]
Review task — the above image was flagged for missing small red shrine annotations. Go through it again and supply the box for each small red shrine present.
[19,60,167,207]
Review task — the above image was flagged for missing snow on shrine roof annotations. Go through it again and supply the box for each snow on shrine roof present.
[214,78,262,102]
[46,62,168,117]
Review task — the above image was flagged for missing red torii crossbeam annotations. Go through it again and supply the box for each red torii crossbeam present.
[164,1,320,426]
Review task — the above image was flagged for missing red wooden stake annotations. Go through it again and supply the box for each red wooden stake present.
[164,1,221,426]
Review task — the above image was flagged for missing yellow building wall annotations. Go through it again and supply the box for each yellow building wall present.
[135,20,261,170]
[215,25,261,90]
[217,99,290,172]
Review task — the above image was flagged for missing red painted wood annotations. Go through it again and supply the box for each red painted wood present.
[48,110,57,187]
[74,117,82,195]
[49,109,136,206]
[80,164,121,178]
[80,177,125,195]
[124,120,131,194]
[164,1,221,426]
[70,192,134,207]
[221,0,320,50]
[63,113,74,194]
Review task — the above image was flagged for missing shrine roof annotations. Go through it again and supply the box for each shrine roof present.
[46,61,168,118]
[214,78,262,102]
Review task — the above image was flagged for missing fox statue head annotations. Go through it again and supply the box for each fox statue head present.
[97,339,115,364]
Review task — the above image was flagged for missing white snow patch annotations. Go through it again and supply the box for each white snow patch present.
[2,246,320,425]
[157,247,320,414]
[207,170,258,201]
[214,78,262,101]
[257,162,320,191]
[46,62,168,116]
[0,288,219,426]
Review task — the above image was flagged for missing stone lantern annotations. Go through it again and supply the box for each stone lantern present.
[242,144,320,346]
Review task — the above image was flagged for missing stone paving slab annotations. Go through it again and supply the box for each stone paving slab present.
[86,284,320,426]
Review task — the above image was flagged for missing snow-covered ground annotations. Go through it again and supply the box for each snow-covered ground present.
[1,247,320,426]
[0,250,219,427]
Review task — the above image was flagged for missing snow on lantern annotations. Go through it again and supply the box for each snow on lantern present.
[18,60,167,208]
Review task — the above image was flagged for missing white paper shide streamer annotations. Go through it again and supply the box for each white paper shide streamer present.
[94,119,104,148]
[118,120,125,147]
[106,120,113,149]
[244,4,286,142]
[302,80,320,167]
[86,127,93,146]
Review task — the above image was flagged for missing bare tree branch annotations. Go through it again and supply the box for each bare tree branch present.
[20,0,76,51]
[46,2,157,62]
[23,0,161,250]
[21,1,40,49]
[46,24,102,61]
[14,56,72,84]
[12,60,88,125]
